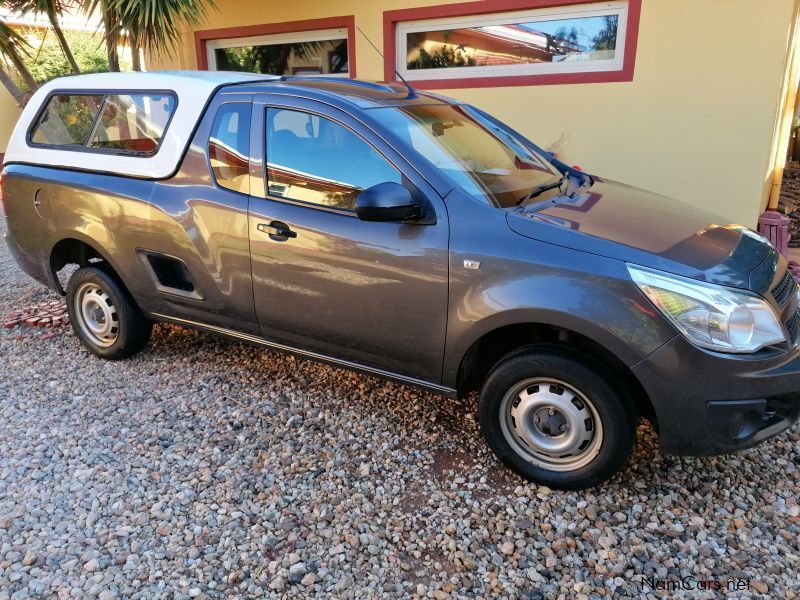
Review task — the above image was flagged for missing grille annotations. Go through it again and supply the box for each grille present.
[771,269,797,309]
[787,310,800,344]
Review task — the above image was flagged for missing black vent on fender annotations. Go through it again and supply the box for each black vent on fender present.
[146,254,195,292]
[137,250,203,300]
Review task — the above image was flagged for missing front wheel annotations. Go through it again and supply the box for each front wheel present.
[66,265,152,360]
[479,346,634,489]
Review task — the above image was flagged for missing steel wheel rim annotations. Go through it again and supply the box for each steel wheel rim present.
[499,377,603,472]
[73,282,119,347]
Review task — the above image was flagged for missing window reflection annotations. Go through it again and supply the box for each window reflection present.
[266,108,400,210]
[373,103,559,208]
[89,94,175,154]
[209,104,252,194]
[31,93,175,156]
[214,38,348,76]
[405,14,620,70]
[31,94,103,146]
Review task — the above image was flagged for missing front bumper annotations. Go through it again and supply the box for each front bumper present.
[632,336,800,456]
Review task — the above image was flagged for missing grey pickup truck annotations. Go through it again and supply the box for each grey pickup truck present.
[3,71,799,489]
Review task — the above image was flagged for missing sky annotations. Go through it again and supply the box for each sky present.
[518,16,610,41]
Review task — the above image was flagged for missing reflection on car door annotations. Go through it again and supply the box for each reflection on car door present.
[137,98,259,335]
[247,98,449,384]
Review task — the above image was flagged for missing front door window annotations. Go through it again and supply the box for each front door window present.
[265,107,401,210]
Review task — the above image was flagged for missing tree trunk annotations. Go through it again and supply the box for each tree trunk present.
[102,9,120,72]
[6,51,38,94]
[49,13,81,74]
[0,67,25,106]
[131,39,142,71]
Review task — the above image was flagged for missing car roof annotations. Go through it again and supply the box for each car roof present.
[33,70,280,93]
[4,72,456,180]
[224,77,457,109]
[32,71,454,109]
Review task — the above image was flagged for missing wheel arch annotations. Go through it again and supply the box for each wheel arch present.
[49,233,126,295]
[454,319,658,427]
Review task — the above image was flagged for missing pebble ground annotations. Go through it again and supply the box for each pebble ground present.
[1,219,799,599]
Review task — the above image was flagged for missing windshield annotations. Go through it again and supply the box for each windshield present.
[371,103,561,208]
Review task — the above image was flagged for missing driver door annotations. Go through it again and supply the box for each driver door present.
[247,95,449,384]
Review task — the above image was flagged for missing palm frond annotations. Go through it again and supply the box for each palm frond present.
[0,20,39,92]
[5,0,74,17]
[108,0,216,55]
[7,0,82,73]
[0,21,32,61]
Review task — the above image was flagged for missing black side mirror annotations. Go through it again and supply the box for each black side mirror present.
[354,182,419,222]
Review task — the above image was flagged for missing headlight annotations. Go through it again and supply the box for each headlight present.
[628,264,785,353]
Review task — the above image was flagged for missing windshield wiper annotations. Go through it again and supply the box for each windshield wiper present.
[516,175,566,206]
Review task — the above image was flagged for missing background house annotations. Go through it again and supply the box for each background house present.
[147,0,800,228]
[2,0,799,231]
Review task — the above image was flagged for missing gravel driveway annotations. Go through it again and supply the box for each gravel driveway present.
[1,218,799,599]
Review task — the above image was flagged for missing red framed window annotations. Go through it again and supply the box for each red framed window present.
[195,16,357,78]
[383,0,641,89]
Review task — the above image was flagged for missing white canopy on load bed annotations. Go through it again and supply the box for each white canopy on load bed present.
[5,71,277,179]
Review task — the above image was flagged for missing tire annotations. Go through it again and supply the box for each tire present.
[66,265,152,360]
[479,345,634,489]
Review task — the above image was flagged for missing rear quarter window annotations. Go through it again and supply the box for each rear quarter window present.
[208,103,252,194]
[30,94,104,146]
[29,92,177,156]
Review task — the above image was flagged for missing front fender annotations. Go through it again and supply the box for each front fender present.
[442,238,678,389]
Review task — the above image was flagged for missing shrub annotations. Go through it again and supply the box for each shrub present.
[408,44,477,70]
[20,27,130,84]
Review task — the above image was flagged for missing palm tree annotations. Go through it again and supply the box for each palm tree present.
[0,66,24,102]
[100,2,120,71]
[592,15,619,51]
[0,20,38,103]
[106,0,216,71]
[8,0,81,74]
[80,0,119,70]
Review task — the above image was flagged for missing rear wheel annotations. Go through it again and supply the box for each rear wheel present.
[66,265,151,360]
[479,346,634,489]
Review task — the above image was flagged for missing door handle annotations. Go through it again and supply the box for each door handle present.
[257,221,297,239]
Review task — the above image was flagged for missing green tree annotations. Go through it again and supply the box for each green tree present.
[104,0,216,71]
[408,45,476,70]
[408,31,477,70]
[0,20,38,102]
[24,28,109,82]
[554,26,580,51]
[592,15,619,51]
[8,0,81,73]
[81,0,119,70]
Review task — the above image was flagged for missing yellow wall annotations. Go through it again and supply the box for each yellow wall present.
[2,0,791,227]
[0,90,22,157]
